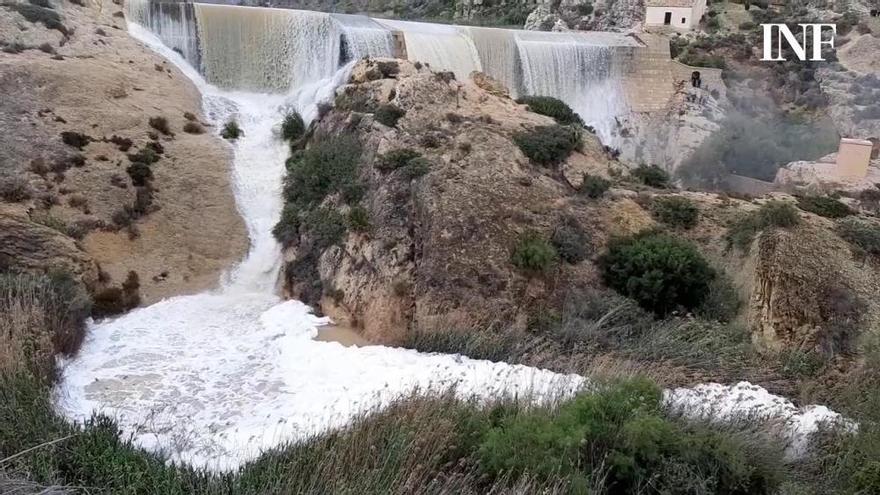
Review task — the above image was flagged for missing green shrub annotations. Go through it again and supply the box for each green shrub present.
[651,195,699,229]
[551,216,590,264]
[757,201,801,227]
[282,134,362,208]
[92,271,140,318]
[579,173,611,198]
[301,207,347,250]
[401,157,430,179]
[377,148,420,172]
[374,104,405,127]
[272,203,301,246]
[516,96,583,126]
[127,147,159,165]
[281,111,305,142]
[599,231,715,316]
[726,201,801,250]
[148,116,172,136]
[221,120,243,140]
[511,232,558,273]
[126,162,152,187]
[838,217,880,257]
[348,206,370,233]
[796,195,852,218]
[513,125,580,166]
[479,377,784,493]
[632,164,670,188]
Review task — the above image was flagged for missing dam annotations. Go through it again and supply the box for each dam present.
[124,0,692,143]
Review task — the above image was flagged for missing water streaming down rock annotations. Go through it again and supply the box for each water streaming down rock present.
[374,18,483,81]
[516,31,628,143]
[126,0,201,67]
[193,4,340,92]
[461,25,522,97]
[331,13,395,63]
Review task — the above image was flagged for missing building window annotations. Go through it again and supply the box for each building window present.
[664,12,672,24]
[681,17,687,24]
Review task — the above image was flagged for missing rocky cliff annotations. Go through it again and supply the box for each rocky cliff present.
[0,0,247,303]
[280,58,880,357]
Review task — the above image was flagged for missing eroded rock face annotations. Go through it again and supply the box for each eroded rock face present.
[749,222,880,356]
[0,211,98,287]
[281,58,616,343]
[0,0,247,303]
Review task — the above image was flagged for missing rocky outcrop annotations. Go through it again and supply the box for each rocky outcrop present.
[0,0,247,303]
[749,222,880,356]
[524,0,644,32]
[0,210,98,287]
[281,59,618,343]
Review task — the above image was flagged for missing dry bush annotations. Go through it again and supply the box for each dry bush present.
[0,273,90,379]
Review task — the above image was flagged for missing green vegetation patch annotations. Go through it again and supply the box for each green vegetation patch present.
[516,96,584,126]
[579,173,611,198]
[651,195,700,229]
[511,231,558,273]
[513,124,580,166]
[374,104,405,128]
[221,120,243,140]
[838,217,880,257]
[281,111,306,142]
[631,164,670,188]
[796,195,853,218]
[726,201,801,251]
[599,231,715,316]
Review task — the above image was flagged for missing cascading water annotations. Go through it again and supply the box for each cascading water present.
[126,0,201,67]
[461,26,522,97]
[516,31,628,143]
[375,18,483,81]
[54,3,845,471]
[331,13,395,63]
[194,5,340,92]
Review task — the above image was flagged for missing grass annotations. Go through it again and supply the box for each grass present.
[726,201,801,251]
[0,176,32,202]
[838,217,880,257]
[0,272,90,380]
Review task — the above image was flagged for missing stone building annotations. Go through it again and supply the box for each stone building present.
[644,0,707,30]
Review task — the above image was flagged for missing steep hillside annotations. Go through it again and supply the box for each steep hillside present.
[0,0,247,304]
[278,59,880,388]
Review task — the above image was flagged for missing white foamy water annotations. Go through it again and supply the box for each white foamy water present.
[53,15,846,472]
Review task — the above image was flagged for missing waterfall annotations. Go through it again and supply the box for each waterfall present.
[461,26,522,97]
[126,0,201,67]
[331,13,395,63]
[51,4,845,472]
[193,5,340,92]
[515,31,627,143]
[374,18,483,81]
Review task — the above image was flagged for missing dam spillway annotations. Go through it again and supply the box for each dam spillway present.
[125,0,640,140]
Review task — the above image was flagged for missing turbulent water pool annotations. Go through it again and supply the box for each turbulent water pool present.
[53,18,845,471]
